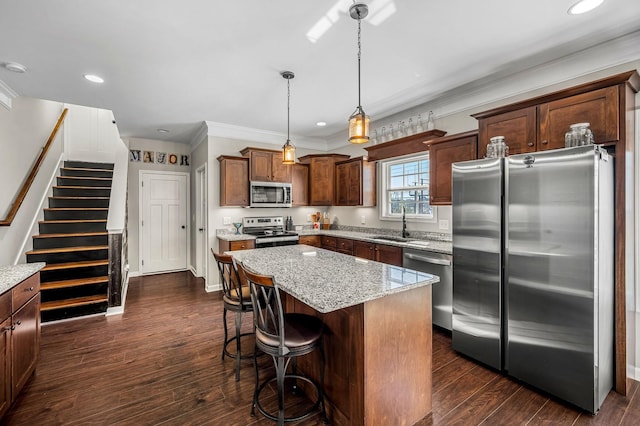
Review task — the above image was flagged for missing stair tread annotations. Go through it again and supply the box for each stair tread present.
[33,231,108,239]
[50,196,110,199]
[58,176,113,181]
[40,295,108,311]
[26,245,109,255]
[41,276,109,290]
[53,185,112,189]
[41,260,108,271]
[62,167,114,172]
[39,219,107,224]
[45,208,108,211]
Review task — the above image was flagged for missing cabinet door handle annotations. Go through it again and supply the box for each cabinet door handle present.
[15,320,21,326]
[541,140,548,145]
[528,142,534,147]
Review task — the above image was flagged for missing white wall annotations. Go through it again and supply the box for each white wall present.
[126,137,192,275]
[189,129,208,271]
[0,97,65,265]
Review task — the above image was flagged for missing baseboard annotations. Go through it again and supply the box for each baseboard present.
[628,365,640,382]
[189,265,197,276]
[128,271,141,278]
[106,273,129,316]
[206,283,221,293]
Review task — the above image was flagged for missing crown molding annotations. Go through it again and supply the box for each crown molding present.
[0,79,18,110]
[189,122,209,151]
[205,121,327,150]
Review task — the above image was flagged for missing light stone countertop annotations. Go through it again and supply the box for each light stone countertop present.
[0,263,45,296]
[218,228,452,255]
[229,245,439,313]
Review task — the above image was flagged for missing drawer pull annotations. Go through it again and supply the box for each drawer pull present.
[26,286,34,292]
[15,320,21,326]
[527,141,534,147]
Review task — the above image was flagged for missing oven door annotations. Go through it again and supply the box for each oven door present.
[255,236,299,248]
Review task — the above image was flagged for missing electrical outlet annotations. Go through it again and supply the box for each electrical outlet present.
[223,217,231,225]
[439,219,449,230]
[361,215,366,225]
[306,214,311,223]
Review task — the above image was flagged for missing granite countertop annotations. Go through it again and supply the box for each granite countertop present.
[229,245,439,313]
[218,228,452,255]
[0,263,45,295]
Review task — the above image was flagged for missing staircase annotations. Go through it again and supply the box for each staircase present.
[26,161,114,322]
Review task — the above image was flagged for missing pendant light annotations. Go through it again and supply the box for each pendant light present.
[348,3,370,144]
[281,71,296,164]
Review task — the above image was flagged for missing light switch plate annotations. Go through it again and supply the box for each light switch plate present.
[223,217,231,225]
[361,216,366,224]
[438,219,449,230]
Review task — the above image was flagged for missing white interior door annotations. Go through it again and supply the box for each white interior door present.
[195,164,207,278]
[140,171,188,274]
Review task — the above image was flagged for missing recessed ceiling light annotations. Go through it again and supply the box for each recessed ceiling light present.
[316,121,327,127]
[568,0,604,15]
[3,62,27,73]
[157,128,169,133]
[84,74,104,83]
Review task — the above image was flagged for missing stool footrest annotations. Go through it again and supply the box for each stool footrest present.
[254,374,322,423]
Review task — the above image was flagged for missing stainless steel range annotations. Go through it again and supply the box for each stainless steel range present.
[242,216,299,248]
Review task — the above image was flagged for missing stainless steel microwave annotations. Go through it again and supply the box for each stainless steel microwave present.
[250,181,292,207]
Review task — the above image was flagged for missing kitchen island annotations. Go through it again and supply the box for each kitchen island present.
[230,245,439,426]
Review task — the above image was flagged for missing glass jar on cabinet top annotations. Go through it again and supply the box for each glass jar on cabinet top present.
[486,135,509,158]
[565,122,594,147]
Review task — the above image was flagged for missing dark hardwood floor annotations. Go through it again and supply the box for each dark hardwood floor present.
[2,271,639,425]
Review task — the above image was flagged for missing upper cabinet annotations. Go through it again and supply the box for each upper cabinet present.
[335,157,376,207]
[428,131,478,205]
[473,77,625,156]
[217,155,249,207]
[298,154,350,206]
[291,163,309,206]
[240,147,291,183]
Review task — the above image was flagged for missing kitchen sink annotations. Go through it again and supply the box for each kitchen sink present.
[371,235,412,243]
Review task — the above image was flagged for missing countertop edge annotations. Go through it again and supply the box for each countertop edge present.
[0,263,45,295]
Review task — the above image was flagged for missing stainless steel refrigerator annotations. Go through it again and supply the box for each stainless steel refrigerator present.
[451,145,614,413]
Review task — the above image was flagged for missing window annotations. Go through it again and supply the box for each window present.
[380,154,434,221]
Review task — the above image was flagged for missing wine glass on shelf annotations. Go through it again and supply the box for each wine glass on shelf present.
[232,222,242,235]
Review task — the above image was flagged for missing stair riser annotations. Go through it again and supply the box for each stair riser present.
[61,169,114,178]
[49,198,110,208]
[44,210,108,220]
[40,264,108,283]
[33,235,108,250]
[53,187,111,197]
[57,177,112,187]
[39,222,106,234]
[41,282,108,303]
[27,249,108,265]
[41,302,108,323]
[64,161,114,170]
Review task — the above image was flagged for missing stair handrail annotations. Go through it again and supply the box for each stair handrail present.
[0,107,68,226]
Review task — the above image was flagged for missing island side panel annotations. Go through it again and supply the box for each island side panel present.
[363,285,432,426]
[285,294,365,426]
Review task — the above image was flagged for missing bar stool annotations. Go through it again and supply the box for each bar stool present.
[212,250,254,381]
[238,262,326,426]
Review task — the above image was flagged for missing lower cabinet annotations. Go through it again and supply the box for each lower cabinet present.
[0,272,41,419]
[353,240,403,266]
[217,238,255,252]
[335,238,354,255]
[299,235,321,247]
[320,236,337,251]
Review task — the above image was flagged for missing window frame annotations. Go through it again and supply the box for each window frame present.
[378,153,436,223]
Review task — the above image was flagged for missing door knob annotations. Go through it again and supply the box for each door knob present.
[181,225,186,229]
[198,228,204,231]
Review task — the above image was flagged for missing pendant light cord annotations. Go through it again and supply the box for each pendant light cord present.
[357,11,362,108]
[287,77,291,140]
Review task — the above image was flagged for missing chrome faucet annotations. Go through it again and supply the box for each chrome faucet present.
[402,206,410,238]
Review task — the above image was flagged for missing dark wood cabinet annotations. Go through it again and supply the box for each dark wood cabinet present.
[1,272,41,419]
[217,239,255,253]
[335,157,376,207]
[353,240,402,265]
[299,235,321,247]
[291,163,309,206]
[298,154,350,206]
[335,238,354,255]
[217,156,249,206]
[240,147,291,183]
[428,131,478,205]
[477,106,537,157]
[320,236,337,251]
[475,84,620,156]
[539,86,619,148]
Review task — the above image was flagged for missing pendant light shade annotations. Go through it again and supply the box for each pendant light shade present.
[281,71,296,164]
[348,3,370,144]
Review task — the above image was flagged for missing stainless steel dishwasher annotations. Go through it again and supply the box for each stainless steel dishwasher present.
[403,248,453,330]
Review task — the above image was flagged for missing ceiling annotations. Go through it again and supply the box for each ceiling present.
[1,0,639,146]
